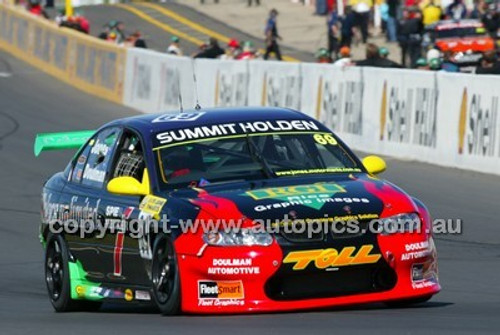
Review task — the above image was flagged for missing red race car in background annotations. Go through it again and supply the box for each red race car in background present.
[424,19,496,70]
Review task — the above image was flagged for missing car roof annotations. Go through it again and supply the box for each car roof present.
[106,107,312,135]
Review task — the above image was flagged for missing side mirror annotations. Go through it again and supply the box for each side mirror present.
[107,169,150,196]
[107,177,148,196]
[362,155,387,175]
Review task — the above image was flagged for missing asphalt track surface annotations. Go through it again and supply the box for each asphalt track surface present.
[0,50,499,334]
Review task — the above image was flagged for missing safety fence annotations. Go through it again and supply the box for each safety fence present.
[1,4,499,175]
[0,5,125,102]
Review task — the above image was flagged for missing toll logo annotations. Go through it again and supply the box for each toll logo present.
[283,245,381,271]
[198,280,244,300]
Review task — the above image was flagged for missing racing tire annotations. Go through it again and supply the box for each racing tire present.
[44,233,102,312]
[384,294,433,308]
[151,234,181,315]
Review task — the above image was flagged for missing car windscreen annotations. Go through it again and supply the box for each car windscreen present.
[154,132,362,189]
[436,27,486,39]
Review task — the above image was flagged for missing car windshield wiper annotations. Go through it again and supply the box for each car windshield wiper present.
[245,134,275,179]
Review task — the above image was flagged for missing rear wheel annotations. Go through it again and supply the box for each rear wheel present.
[385,294,433,308]
[151,234,181,315]
[45,233,101,312]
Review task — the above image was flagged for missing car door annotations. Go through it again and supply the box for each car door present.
[96,128,152,287]
[61,127,122,282]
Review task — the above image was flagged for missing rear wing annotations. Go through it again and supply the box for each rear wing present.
[34,130,95,157]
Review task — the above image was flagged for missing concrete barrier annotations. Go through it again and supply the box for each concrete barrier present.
[0,5,126,103]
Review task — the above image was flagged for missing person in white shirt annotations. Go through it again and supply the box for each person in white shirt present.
[333,46,353,66]
[167,36,183,56]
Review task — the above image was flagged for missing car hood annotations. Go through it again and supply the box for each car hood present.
[168,174,418,224]
[436,36,494,52]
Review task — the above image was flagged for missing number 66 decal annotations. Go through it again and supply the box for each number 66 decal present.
[313,133,338,145]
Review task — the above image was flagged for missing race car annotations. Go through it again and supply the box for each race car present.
[423,19,495,70]
[37,107,440,314]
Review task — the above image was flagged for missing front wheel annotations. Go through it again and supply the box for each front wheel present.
[151,234,181,315]
[45,233,101,312]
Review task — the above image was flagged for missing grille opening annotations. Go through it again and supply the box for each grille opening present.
[265,264,396,301]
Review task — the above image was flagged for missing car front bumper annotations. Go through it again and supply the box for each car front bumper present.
[177,234,441,313]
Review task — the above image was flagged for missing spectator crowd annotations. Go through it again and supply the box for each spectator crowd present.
[320,0,500,73]
[19,0,500,75]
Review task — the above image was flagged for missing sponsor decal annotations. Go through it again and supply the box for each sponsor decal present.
[137,199,164,260]
[198,280,244,307]
[133,60,152,100]
[159,65,181,110]
[412,281,435,289]
[76,285,85,298]
[318,78,364,136]
[124,289,133,302]
[75,285,110,300]
[154,120,320,146]
[135,290,151,301]
[215,71,249,107]
[458,88,499,157]
[262,72,302,110]
[275,167,362,176]
[283,245,381,270]
[379,83,438,147]
[97,288,125,299]
[246,183,371,211]
[82,166,106,183]
[90,139,110,156]
[246,183,346,200]
[401,241,430,261]
[271,214,379,227]
[72,168,83,181]
[405,241,429,251]
[254,196,370,212]
[139,195,166,217]
[88,287,108,299]
[208,258,260,275]
[332,213,378,221]
[43,194,100,223]
[106,206,121,217]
